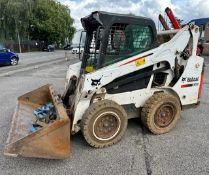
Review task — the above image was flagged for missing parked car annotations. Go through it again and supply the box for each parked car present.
[64,44,73,50]
[42,44,55,52]
[71,47,84,54]
[0,44,19,66]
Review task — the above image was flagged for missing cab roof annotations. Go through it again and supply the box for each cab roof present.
[81,11,155,30]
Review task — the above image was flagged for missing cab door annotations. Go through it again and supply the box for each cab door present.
[0,48,10,65]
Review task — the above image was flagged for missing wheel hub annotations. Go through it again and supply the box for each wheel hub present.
[11,58,17,65]
[154,103,176,128]
[93,112,121,141]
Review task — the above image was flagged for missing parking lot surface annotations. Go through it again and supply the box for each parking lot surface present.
[0,53,209,175]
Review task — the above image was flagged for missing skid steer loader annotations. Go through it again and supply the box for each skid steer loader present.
[4,11,204,159]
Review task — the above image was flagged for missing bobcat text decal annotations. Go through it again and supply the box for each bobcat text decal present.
[181,77,199,88]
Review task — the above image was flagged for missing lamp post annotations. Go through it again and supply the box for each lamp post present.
[0,16,4,40]
[15,20,22,53]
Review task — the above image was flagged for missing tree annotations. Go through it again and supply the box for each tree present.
[0,0,75,51]
[127,13,135,16]
[30,0,75,45]
[169,17,184,27]
[5,0,33,52]
[176,18,183,26]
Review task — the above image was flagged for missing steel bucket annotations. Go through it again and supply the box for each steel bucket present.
[4,84,71,159]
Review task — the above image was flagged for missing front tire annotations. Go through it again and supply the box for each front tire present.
[11,57,18,66]
[81,100,128,148]
[141,93,181,134]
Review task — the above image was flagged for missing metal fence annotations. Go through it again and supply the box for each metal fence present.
[2,40,40,53]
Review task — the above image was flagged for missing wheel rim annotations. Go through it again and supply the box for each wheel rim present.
[93,111,121,141]
[154,103,176,128]
[11,58,17,65]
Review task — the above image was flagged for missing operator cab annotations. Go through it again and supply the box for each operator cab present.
[80,11,158,73]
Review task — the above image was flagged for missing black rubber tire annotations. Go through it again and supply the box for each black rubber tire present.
[11,57,18,66]
[81,100,128,148]
[141,93,181,134]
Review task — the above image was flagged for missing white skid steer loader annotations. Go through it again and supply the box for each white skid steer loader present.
[4,11,204,159]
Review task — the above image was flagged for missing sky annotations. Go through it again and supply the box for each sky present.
[59,0,209,30]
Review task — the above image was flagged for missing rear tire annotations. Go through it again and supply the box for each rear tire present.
[11,57,18,66]
[81,100,128,148]
[141,93,181,134]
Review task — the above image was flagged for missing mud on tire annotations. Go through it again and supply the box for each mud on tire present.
[141,93,181,134]
[81,100,128,148]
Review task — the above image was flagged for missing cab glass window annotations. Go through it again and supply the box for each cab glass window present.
[83,27,103,72]
[103,23,153,67]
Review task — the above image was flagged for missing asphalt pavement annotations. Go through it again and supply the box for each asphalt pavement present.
[18,51,68,65]
[0,53,209,175]
[0,50,75,76]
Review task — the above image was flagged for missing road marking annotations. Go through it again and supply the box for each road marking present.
[0,58,67,77]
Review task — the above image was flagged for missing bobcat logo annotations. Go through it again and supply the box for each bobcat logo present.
[182,77,199,82]
[91,78,101,86]
[182,77,186,82]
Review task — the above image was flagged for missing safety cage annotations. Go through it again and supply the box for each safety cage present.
[80,11,158,73]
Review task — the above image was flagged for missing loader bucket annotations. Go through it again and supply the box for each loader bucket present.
[4,84,71,159]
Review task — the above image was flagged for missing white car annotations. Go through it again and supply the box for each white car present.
[71,47,84,54]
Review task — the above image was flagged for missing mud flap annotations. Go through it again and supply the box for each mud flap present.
[4,84,71,159]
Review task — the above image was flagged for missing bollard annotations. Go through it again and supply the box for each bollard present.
[67,51,70,61]
[65,52,68,61]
